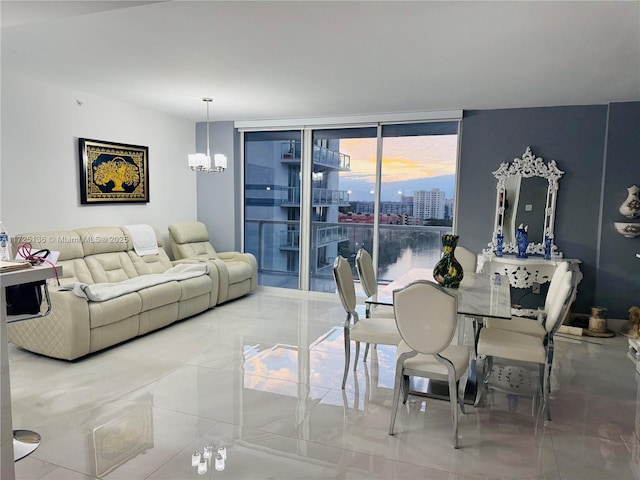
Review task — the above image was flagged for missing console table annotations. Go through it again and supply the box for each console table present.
[477,255,582,290]
[1,264,61,480]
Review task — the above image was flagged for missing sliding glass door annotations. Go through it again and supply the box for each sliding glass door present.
[377,122,459,282]
[309,127,377,292]
[244,130,302,289]
[242,118,460,293]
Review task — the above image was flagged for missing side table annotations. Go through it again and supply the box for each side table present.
[1,264,61,480]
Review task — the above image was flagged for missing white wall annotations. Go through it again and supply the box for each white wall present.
[0,74,197,250]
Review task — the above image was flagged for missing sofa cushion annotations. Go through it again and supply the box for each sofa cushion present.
[55,258,95,285]
[85,252,139,283]
[75,226,129,256]
[127,248,173,275]
[138,282,182,310]
[13,230,85,261]
[178,275,213,301]
[168,222,218,259]
[88,293,142,328]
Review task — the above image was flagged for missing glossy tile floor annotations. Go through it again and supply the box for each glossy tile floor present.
[8,287,640,479]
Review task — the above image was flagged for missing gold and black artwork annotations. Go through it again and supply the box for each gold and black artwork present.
[79,138,149,204]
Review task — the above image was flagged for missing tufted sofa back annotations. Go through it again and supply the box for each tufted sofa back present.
[13,225,172,285]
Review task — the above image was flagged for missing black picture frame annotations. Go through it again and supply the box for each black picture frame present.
[79,138,149,204]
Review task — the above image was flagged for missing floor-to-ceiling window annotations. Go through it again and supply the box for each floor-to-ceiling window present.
[244,130,302,289]
[377,122,459,281]
[309,128,377,292]
[240,113,460,292]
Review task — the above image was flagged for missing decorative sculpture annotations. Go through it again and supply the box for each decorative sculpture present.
[620,305,640,339]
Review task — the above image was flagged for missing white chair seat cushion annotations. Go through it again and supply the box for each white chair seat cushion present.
[396,341,470,381]
[484,317,546,338]
[477,328,546,364]
[350,316,401,345]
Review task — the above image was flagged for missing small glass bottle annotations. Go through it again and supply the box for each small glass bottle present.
[0,221,11,261]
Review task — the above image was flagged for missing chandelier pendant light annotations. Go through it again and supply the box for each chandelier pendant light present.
[188,98,227,173]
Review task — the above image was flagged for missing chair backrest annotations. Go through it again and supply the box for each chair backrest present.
[545,270,575,334]
[333,256,357,317]
[167,221,218,260]
[355,248,377,298]
[393,280,458,355]
[454,246,477,274]
[544,261,570,311]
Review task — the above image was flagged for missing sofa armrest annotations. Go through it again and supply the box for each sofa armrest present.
[217,252,258,291]
[8,289,91,360]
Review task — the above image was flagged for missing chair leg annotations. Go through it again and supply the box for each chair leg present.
[354,342,361,370]
[457,369,469,415]
[341,334,351,389]
[389,363,405,435]
[543,362,552,421]
[364,343,370,362]
[447,369,460,449]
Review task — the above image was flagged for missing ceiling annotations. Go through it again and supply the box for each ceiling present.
[2,1,639,123]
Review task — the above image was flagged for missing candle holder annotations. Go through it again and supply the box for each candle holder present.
[191,443,227,476]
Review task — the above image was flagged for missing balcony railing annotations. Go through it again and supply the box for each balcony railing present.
[280,187,351,207]
[280,141,351,171]
[279,225,349,250]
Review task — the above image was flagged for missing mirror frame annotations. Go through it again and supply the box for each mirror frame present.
[489,146,564,256]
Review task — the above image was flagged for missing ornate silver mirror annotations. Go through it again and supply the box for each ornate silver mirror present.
[489,146,564,256]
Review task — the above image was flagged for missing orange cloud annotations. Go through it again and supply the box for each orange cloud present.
[339,135,458,183]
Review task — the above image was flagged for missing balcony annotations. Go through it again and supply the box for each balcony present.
[279,225,349,251]
[280,187,351,207]
[280,141,351,171]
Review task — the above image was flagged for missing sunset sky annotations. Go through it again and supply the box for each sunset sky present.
[339,135,458,184]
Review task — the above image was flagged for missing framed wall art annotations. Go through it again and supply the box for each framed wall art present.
[79,138,149,204]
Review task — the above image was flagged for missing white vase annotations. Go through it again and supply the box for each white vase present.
[619,185,640,219]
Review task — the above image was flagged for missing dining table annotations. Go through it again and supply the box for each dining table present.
[365,268,512,403]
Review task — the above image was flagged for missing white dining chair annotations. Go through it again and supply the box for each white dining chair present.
[454,245,478,274]
[355,248,394,360]
[389,280,471,448]
[483,261,571,338]
[333,256,401,389]
[355,248,378,300]
[476,269,575,421]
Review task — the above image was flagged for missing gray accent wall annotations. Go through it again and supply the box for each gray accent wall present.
[196,121,239,252]
[457,105,608,315]
[596,102,640,317]
[457,103,640,318]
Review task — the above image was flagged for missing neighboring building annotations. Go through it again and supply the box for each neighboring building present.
[414,188,446,220]
[349,199,413,216]
[444,198,454,220]
[338,212,401,224]
[245,138,351,279]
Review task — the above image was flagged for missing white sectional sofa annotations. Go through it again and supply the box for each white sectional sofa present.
[8,225,220,360]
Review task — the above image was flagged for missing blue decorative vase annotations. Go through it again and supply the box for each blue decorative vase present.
[433,234,464,288]
[516,227,528,259]
[544,236,552,260]
[496,233,504,257]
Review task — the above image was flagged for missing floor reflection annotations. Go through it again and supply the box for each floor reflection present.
[8,288,640,480]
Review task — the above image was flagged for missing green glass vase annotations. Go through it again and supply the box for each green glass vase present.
[433,234,464,288]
